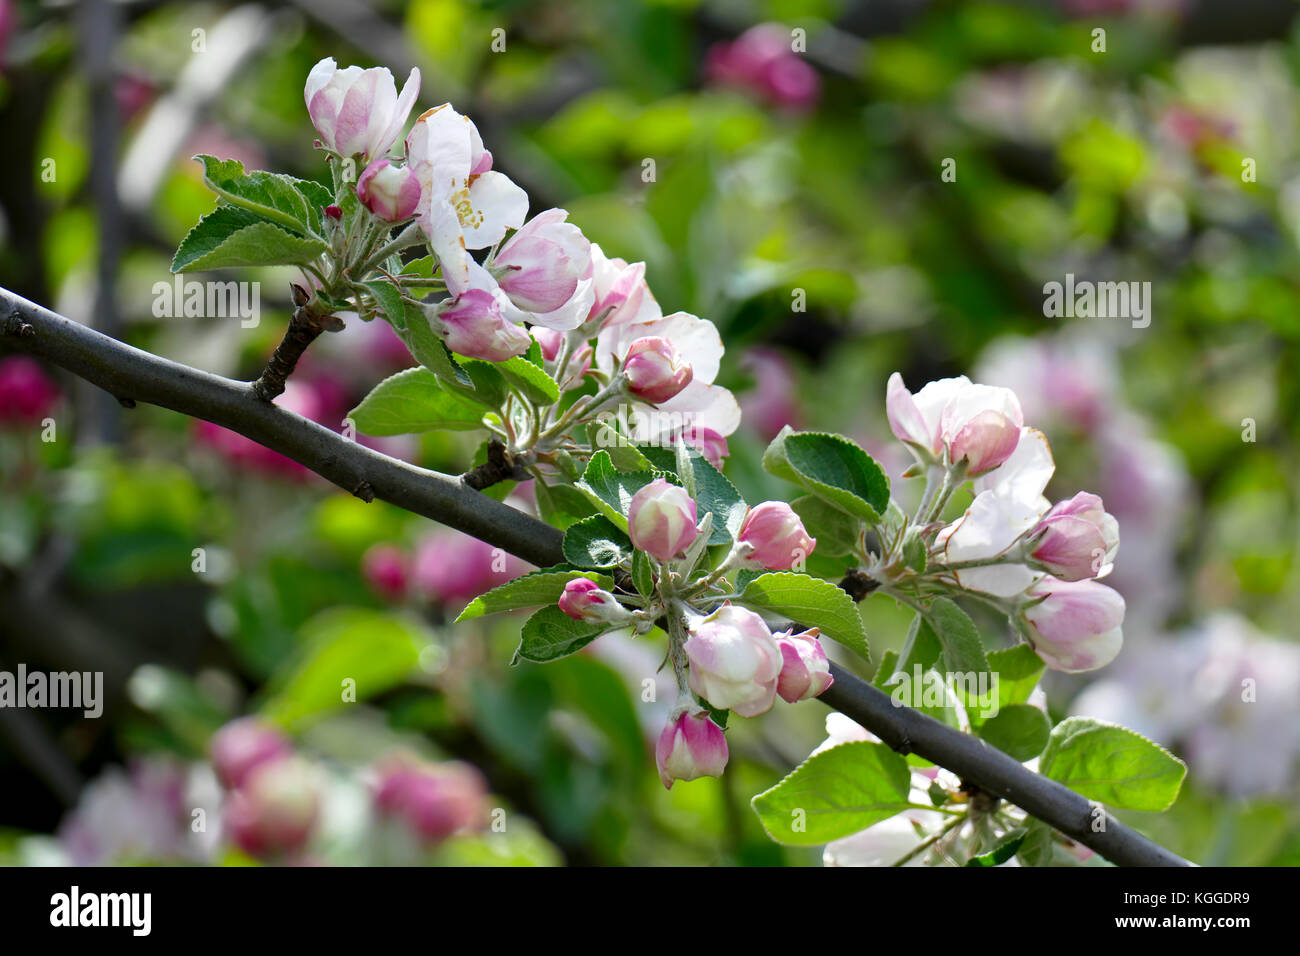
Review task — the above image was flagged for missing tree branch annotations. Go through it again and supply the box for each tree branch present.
[0,286,1191,867]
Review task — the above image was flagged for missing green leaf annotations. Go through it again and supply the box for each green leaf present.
[902,530,927,572]
[1016,819,1055,867]
[171,206,327,272]
[515,605,611,663]
[587,421,653,472]
[631,548,655,597]
[360,279,410,331]
[965,830,1026,867]
[642,444,746,545]
[923,597,989,676]
[872,649,900,689]
[562,515,632,569]
[534,480,596,530]
[499,356,560,405]
[458,360,510,410]
[977,704,1050,762]
[259,608,428,730]
[895,613,942,676]
[789,495,860,557]
[576,451,657,533]
[386,302,475,392]
[1040,717,1188,811]
[737,571,869,658]
[194,154,326,235]
[763,427,890,522]
[455,567,611,622]
[348,368,486,435]
[986,644,1046,709]
[751,741,912,846]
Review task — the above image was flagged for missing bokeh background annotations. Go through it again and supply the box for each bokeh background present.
[1,0,1298,866]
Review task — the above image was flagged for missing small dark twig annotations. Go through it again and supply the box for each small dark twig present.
[462,439,531,490]
[251,287,336,403]
[839,567,879,602]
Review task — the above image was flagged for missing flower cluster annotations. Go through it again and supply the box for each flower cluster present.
[885,373,1126,673]
[295,58,740,481]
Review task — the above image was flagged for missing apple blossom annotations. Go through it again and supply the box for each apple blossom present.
[356,159,421,221]
[627,478,698,563]
[304,58,420,162]
[737,500,816,570]
[0,356,59,425]
[209,717,294,790]
[684,605,783,717]
[774,628,834,703]
[431,287,532,361]
[362,543,410,601]
[405,104,528,297]
[1021,577,1125,673]
[491,208,592,313]
[1028,492,1119,581]
[373,758,489,844]
[673,426,729,469]
[558,578,633,624]
[623,336,694,404]
[223,756,319,859]
[886,373,1023,474]
[655,711,729,789]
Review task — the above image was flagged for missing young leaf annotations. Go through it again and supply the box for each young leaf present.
[1039,717,1187,811]
[587,421,653,472]
[562,515,632,569]
[895,613,942,677]
[737,571,869,658]
[976,704,1050,762]
[751,741,912,846]
[515,605,612,663]
[499,356,560,405]
[172,207,327,272]
[1016,819,1056,867]
[455,567,612,622]
[872,649,900,689]
[388,302,475,392]
[762,427,890,522]
[194,154,326,236]
[985,644,1046,709]
[789,495,860,557]
[631,548,655,597]
[642,444,746,544]
[576,451,657,532]
[534,480,597,531]
[965,830,1026,867]
[923,597,989,676]
[348,368,486,435]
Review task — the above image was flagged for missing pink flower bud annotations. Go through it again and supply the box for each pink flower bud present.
[655,711,729,789]
[210,717,294,790]
[532,327,564,362]
[373,758,489,845]
[623,336,693,404]
[774,628,834,702]
[356,159,421,221]
[738,501,816,570]
[493,209,592,313]
[672,426,730,469]
[0,356,60,425]
[627,478,698,563]
[362,543,410,601]
[304,57,421,162]
[433,289,531,361]
[324,204,343,220]
[685,605,782,717]
[947,408,1021,476]
[557,577,631,624]
[1029,492,1119,581]
[223,757,319,859]
[1022,578,1125,673]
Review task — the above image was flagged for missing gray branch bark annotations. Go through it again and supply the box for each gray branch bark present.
[0,286,1191,867]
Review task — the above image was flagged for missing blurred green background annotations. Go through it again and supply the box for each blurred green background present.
[0,0,1297,865]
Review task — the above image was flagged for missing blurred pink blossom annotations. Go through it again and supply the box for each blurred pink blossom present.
[705,24,820,111]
